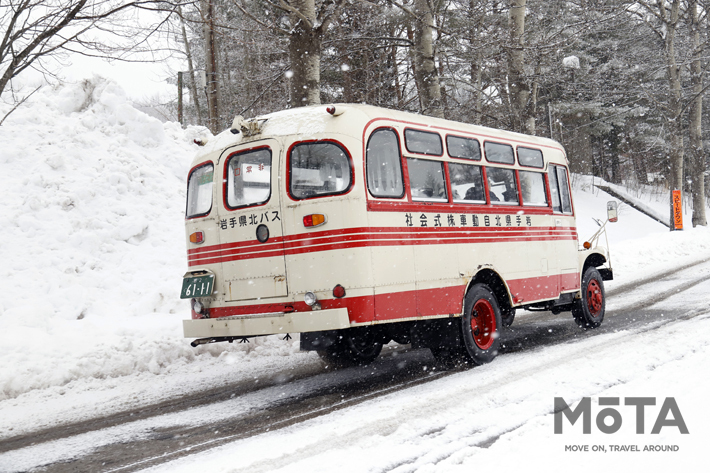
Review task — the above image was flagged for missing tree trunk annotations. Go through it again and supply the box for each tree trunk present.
[202,0,220,132]
[689,0,707,226]
[178,5,203,126]
[663,0,684,230]
[413,0,444,118]
[288,0,321,107]
[507,0,533,134]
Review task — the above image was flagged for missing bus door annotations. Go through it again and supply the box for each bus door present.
[548,164,579,294]
[219,140,288,302]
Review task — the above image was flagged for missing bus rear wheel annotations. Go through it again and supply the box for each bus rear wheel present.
[572,267,605,329]
[316,327,383,368]
[461,284,502,366]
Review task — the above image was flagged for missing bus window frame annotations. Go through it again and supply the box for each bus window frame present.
[448,160,487,204]
[516,146,545,169]
[445,134,482,161]
[366,127,406,199]
[548,163,574,215]
[405,156,449,203]
[485,165,520,205]
[483,141,516,165]
[286,139,355,202]
[403,128,444,157]
[519,169,549,207]
[222,145,273,212]
[186,160,215,220]
[362,117,565,217]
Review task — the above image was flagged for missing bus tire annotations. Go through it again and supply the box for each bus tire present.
[316,328,382,368]
[572,267,605,329]
[501,307,516,327]
[461,284,502,366]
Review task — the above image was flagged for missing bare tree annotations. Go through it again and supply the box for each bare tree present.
[0,0,180,97]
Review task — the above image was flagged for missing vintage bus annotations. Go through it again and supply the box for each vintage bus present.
[181,104,615,367]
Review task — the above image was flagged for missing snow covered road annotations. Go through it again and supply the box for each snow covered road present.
[2,258,709,473]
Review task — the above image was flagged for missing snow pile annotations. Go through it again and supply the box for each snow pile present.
[0,78,303,403]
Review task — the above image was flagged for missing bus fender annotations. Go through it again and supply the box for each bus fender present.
[464,268,514,316]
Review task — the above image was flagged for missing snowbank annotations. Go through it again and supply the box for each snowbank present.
[0,78,228,401]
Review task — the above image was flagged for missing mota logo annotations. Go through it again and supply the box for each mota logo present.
[554,397,689,434]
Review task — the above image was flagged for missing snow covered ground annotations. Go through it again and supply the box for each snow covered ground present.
[1,79,710,471]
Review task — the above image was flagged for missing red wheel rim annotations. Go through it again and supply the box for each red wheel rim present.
[586,279,603,316]
[471,299,496,350]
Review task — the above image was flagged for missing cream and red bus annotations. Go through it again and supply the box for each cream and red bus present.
[181,104,615,367]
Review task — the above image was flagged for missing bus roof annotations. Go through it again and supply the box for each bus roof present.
[192,104,567,164]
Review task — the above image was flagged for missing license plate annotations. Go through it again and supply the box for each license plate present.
[181,274,214,299]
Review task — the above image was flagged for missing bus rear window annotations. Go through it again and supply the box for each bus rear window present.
[226,148,271,209]
[290,142,352,199]
[186,163,214,218]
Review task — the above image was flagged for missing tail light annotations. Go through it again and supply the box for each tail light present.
[333,284,346,298]
[189,231,204,244]
[303,214,326,228]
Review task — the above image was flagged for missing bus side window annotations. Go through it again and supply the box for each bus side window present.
[450,162,485,203]
[484,142,515,164]
[517,147,544,168]
[407,158,447,202]
[447,135,481,161]
[486,167,519,204]
[290,142,352,199]
[404,129,443,156]
[519,170,548,206]
[556,166,573,213]
[366,129,404,198]
[548,165,562,212]
[548,164,572,213]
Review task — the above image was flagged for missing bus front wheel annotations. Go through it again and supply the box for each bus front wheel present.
[461,284,502,366]
[572,267,605,329]
[316,327,383,368]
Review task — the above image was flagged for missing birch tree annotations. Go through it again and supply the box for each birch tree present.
[412,0,444,117]
[507,0,533,133]
[688,0,707,226]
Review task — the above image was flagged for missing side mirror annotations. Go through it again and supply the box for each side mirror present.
[607,201,618,223]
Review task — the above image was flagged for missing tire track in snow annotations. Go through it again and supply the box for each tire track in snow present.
[2,259,710,472]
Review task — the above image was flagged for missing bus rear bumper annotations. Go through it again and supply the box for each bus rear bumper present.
[183,308,351,339]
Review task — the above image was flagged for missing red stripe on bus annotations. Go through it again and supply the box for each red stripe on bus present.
[188,228,577,261]
[205,273,580,324]
[187,225,577,259]
[187,233,578,266]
